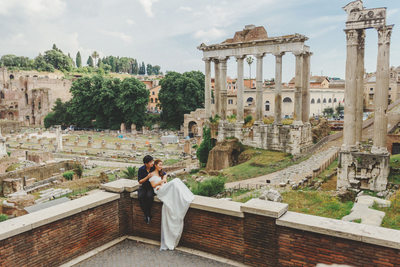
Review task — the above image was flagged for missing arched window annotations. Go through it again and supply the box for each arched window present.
[323,98,327,103]
[150,98,154,103]
[25,93,28,105]
[317,98,321,103]
[155,98,158,103]
[333,98,337,103]
[265,101,270,111]
[328,98,332,103]
[9,74,14,80]
[311,98,315,104]
[246,97,254,106]
[283,97,292,103]
[228,99,233,104]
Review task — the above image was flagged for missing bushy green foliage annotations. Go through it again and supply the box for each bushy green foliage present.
[0,214,8,222]
[63,171,74,180]
[244,115,253,124]
[158,71,204,129]
[44,98,72,128]
[323,107,334,117]
[73,164,83,178]
[196,126,215,166]
[191,176,226,197]
[122,166,138,180]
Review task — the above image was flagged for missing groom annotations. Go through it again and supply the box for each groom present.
[137,155,155,224]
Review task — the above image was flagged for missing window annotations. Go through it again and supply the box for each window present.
[311,99,315,104]
[370,88,373,91]
[152,91,155,95]
[228,99,233,104]
[317,98,321,103]
[38,102,41,110]
[389,95,391,98]
[246,97,254,106]
[150,98,153,103]
[283,97,292,103]
[328,98,332,103]
[155,98,158,103]
[333,98,337,103]
[389,87,392,91]
[265,101,270,111]
[369,94,374,100]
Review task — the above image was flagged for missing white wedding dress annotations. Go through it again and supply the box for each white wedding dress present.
[149,176,194,250]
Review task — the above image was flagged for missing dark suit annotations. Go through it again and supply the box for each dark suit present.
[137,165,155,218]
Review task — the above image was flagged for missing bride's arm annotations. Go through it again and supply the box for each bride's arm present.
[149,175,164,188]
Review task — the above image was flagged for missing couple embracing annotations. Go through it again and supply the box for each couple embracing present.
[137,155,194,250]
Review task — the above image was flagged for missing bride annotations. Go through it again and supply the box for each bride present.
[149,159,194,250]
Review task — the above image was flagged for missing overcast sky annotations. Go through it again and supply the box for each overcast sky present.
[0,0,399,82]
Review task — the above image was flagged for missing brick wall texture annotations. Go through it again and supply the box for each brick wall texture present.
[1,194,399,267]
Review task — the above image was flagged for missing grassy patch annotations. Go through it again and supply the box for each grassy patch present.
[388,172,400,185]
[281,190,353,220]
[5,163,21,172]
[317,159,338,191]
[373,190,400,230]
[390,154,400,169]
[222,148,301,182]
[164,158,181,166]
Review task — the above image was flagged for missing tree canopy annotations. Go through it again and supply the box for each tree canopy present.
[158,71,204,129]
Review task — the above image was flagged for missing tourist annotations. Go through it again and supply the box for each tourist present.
[137,155,156,224]
[149,159,194,250]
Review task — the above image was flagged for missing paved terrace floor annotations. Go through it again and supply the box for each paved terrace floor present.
[74,240,235,267]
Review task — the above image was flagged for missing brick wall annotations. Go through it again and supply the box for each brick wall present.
[0,200,121,266]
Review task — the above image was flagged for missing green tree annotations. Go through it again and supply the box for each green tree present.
[92,51,99,67]
[323,107,334,117]
[87,56,94,67]
[336,103,344,116]
[146,64,153,75]
[33,54,55,72]
[132,60,139,74]
[196,126,215,166]
[44,98,72,128]
[152,65,161,75]
[158,71,205,129]
[76,51,82,68]
[246,56,254,79]
[43,47,73,71]
[139,62,146,75]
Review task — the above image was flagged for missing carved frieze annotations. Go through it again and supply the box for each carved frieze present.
[345,7,386,30]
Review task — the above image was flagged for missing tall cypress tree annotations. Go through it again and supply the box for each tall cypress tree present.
[87,56,94,67]
[139,62,146,75]
[76,51,82,68]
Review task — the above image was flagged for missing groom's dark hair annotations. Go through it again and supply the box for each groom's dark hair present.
[143,155,153,164]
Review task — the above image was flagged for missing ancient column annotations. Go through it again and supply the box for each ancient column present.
[236,55,245,123]
[213,59,221,117]
[56,125,63,152]
[274,52,284,124]
[255,53,265,123]
[355,30,365,145]
[302,52,311,124]
[342,29,358,150]
[372,26,393,153]
[219,57,229,120]
[293,52,303,125]
[203,57,212,119]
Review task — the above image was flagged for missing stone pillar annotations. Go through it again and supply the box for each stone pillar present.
[342,29,359,150]
[274,52,284,124]
[236,55,245,123]
[301,52,311,124]
[213,59,221,117]
[255,53,265,123]
[355,30,365,145]
[372,26,393,153]
[219,57,229,120]
[203,57,212,119]
[56,125,63,152]
[293,52,303,125]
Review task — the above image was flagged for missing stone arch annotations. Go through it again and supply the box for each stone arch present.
[246,97,254,106]
[323,98,327,103]
[283,97,292,103]
[188,121,198,138]
[317,98,321,103]
[265,101,270,111]
[311,98,315,104]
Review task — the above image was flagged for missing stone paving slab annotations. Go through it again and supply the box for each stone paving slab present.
[74,240,235,267]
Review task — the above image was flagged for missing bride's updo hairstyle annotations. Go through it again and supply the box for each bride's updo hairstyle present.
[154,159,163,176]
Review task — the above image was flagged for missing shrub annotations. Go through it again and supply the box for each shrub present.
[191,176,226,197]
[196,126,215,167]
[63,171,74,180]
[122,166,137,179]
[73,164,83,178]
[244,115,253,124]
[227,114,236,123]
[263,116,274,124]
[282,118,294,125]
[0,214,8,222]
[209,114,220,124]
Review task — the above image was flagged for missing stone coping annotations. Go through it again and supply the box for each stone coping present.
[0,191,120,241]
[130,193,244,218]
[101,179,139,193]
[277,211,400,250]
[241,199,288,218]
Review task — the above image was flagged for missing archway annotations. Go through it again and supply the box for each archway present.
[188,121,198,138]
[265,101,270,111]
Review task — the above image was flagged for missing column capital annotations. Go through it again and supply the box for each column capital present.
[254,53,265,59]
[235,55,246,60]
[377,25,393,45]
[218,56,229,63]
[273,52,285,57]
[202,57,212,62]
[344,29,359,46]
[293,51,305,57]
[213,58,220,64]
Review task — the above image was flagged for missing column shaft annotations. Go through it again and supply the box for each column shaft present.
[372,26,393,153]
[355,30,365,144]
[343,29,358,149]
[274,53,284,124]
[293,53,303,124]
[204,58,212,119]
[301,52,311,123]
[236,56,245,123]
[220,58,228,120]
[255,54,264,123]
[214,59,221,117]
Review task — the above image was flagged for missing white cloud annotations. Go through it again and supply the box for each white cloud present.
[194,28,227,43]
[178,6,192,12]
[0,0,66,19]
[309,25,338,39]
[101,30,133,44]
[138,0,158,17]
[126,19,135,25]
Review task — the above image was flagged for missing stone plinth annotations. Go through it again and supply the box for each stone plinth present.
[337,151,389,192]
[217,122,313,155]
[206,138,243,171]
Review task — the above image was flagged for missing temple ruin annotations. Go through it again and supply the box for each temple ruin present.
[197,25,313,155]
[337,0,393,191]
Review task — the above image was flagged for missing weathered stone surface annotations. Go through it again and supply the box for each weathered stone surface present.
[2,178,23,196]
[206,138,243,171]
